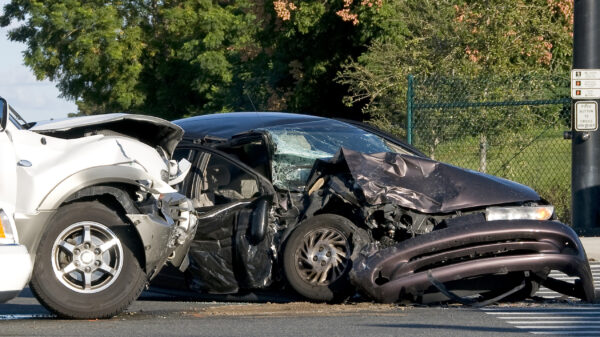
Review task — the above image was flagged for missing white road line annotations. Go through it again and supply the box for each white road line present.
[485,311,600,315]
[0,314,54,320]
[483,304,600,336]
[514,325,600,329]
[508,321,600,324]
[530,332,600,335]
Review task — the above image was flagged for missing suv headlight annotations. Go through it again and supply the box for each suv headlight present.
[0,209,16,243]
[485,206,554,221]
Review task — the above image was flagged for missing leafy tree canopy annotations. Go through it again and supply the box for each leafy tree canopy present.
[0,0,574,122]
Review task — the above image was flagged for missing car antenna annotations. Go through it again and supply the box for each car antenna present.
[246,93,257,111]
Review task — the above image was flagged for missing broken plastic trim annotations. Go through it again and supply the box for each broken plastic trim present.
[350,219,595,304]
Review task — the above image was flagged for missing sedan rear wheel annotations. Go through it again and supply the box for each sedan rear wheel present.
[283,214,356,302]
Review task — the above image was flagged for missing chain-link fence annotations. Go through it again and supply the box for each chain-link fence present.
[406,74,572,222]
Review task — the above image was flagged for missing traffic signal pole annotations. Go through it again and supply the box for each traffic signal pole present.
[571,0,600,235]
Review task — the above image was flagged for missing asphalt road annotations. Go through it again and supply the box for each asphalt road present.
[1,286,599,337]
[1,263,598,337]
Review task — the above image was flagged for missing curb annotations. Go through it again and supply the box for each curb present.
[581,237,600,261]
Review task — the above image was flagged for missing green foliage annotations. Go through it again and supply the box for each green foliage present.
[337,0,573,125]
[1,0,575,123]
[1,0,259,119]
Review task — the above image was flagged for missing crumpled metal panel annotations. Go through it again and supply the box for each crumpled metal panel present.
[32,113,183,157]
[308,148,541,213]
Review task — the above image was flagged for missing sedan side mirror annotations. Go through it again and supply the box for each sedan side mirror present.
[0,97,7,131]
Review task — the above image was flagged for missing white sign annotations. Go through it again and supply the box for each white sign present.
[574,101,598,131]
[572,69,600,99]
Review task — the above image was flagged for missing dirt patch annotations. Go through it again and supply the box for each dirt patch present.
[189,302,407,318]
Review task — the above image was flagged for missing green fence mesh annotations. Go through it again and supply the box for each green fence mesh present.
[407,74,572,222]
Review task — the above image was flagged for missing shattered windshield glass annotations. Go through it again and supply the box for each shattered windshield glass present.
[261,120,394,190]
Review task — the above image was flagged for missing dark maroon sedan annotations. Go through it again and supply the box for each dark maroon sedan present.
[165,112,594,305]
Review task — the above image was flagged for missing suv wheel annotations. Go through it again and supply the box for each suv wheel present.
[30,201,146,319]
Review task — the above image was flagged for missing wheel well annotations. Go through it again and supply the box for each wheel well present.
[313,199,362,230]
[61,184,147,271]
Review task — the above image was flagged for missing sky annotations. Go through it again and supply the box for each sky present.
[0,0,77,122]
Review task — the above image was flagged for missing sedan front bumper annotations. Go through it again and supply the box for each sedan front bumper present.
[350,220,595,303]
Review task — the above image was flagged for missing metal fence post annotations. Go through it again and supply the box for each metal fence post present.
[407,74,414,145]
[571,0,600,235]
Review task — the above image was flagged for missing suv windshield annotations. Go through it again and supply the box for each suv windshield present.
[8,106,26,129]
[261,119,405,191]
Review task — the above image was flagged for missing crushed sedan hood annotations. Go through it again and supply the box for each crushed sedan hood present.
[31,113,184,157]
[307,148,541,213]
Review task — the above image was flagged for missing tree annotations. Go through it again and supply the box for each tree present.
[1,0,258,119]
[337,0,574,170]
[229,0,386,119]
[0,0,386,119]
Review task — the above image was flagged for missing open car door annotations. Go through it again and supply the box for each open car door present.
[173,145,277,294]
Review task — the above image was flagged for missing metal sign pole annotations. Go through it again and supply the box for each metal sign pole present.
[571,0,600,235]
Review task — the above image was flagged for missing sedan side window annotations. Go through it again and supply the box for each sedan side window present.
[191,152,261,207]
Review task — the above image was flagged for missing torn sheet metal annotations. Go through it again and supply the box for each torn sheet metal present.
[350,219,595,303]
[307,148,541,213]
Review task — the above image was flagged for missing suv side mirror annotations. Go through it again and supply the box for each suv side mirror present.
[0,97,7,131]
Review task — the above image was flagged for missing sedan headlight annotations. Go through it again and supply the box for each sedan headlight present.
[485,205,554,221]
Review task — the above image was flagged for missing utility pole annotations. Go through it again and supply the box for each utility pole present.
[571,0,600,235]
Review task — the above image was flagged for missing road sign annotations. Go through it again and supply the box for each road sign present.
[572,69,600,99]
[574,101,598,131]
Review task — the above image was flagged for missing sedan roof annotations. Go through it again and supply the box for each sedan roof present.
[173,112,328,139]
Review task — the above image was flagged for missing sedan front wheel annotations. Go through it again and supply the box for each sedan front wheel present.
[283,214,357,302]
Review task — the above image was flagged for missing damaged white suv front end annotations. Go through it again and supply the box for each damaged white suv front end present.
[4,101,195,318]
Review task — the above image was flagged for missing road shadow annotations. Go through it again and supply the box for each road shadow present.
[0,303,51,316]
[140,286,305,303]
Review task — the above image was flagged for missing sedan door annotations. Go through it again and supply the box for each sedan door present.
[173,146,276,294]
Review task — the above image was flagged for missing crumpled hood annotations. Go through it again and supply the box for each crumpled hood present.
[308,148,541,213]
[31,113,184,157]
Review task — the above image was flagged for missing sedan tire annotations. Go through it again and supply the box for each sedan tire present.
[283,214,357,302]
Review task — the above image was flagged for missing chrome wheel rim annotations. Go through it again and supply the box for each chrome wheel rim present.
[51,221,124,293]
[294,227,350,285]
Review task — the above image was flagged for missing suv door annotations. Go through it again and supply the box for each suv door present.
[0,98,17,211]
[173,146,276,294]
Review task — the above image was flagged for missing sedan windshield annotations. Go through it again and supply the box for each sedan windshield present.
[261,119,404,190]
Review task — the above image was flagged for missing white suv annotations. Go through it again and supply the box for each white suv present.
[0,97,195,318]
[0,102,32,302]
[0,204,31,303]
